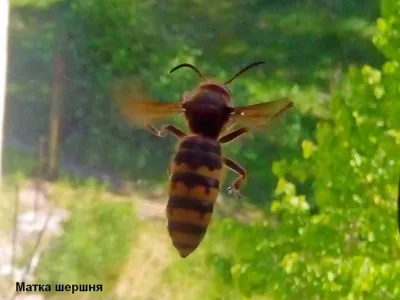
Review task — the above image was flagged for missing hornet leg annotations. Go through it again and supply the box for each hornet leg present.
[218,127,248,144]
[148,125,186,179]
[148,124,187,139]
[223,157,247,199]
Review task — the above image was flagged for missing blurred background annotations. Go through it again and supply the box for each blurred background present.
[1,0,400,299]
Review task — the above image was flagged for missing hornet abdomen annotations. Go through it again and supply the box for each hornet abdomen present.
[166,135,222,258]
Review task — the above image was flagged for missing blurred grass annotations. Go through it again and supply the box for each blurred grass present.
[0,184,16,238]
[34,183,137,299]
[27,182,225,300]
[0,146,34,240]
[1,160,264,299]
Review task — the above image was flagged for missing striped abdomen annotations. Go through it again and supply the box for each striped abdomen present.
[166,135,222,258]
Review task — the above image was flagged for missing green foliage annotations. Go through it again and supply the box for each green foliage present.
[374,0,400,61]
[7,0,383,204]
[195,1,400,298]
[10,0,60,7]
[68,0,381,201]
[2,145,36,177]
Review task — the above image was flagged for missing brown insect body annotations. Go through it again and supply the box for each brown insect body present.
[168,135,223,257]
[167,83,237,257]
[183,84,233,137]
[115,61,294,258]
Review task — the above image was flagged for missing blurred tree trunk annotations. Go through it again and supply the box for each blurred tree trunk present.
[0,0,9,183]
[47,39,68,181]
